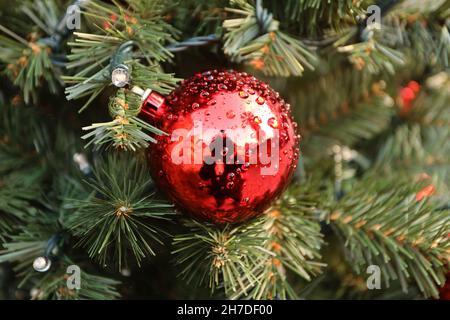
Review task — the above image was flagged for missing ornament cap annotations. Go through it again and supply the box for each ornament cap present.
[132,86,167,121]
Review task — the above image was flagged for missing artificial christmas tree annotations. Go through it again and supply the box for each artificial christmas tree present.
[0,0,449,301]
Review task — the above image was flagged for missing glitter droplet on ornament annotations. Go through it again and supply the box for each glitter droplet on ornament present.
[253,116,262,124]
[239,91,249,99]
[256,96,265,105]
[268,117,278,128]
[226,110,236,119]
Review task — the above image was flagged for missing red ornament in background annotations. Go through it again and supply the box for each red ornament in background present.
[399,80,421,116]
[140,70,300,224]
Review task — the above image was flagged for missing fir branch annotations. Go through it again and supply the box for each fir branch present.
[231,182,325,300]
[223,0,318,76]
[66,154,174,270]
[172,218,268,296]
[29,257,121,300]
[63,0,179,111]
[328,176,450,298]
[267,0,365,36]
[81,88,168,151]
[0,0,67,103]
[335,27,405,75]
[0,29,59,104]
[289,70,395,161]
[376,73,450,187]
[0,222,59,276]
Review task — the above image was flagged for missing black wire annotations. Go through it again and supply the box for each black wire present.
[166,34,219,53]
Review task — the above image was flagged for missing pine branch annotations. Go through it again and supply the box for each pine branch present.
[172,218,268,297]
[230,182,325,300]
[63,0,179,111]
[334,25,405,75]
[0,225,120,300]
[223,0,318,76]
[173,180,325,300]
[29,257,120,300]
[328,176,450,298]
[66,154,174,270]
[81,88,168,151]
[376,73,450,188]
[289,70,395,161]
[0,222,58,276]
[266,0,365,36]
[0,0,68,103]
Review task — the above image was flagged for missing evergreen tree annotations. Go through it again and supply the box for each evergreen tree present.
[0,0,448,300]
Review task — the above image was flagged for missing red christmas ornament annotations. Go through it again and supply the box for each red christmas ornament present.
[399,80,421,116]
[139,70,300,224]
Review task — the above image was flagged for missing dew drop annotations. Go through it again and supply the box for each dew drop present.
[192,102,200,109]
[239,91,249,99]
[256,96,265,105]
[158,170,164,177]
[226,110,236,119]
[268,117,278,128]
[227,173,235,181]
[226,182,234,189]
[253,116,262,124]
[208,99,216,106]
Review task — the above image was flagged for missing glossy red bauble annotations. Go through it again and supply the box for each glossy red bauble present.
[143,70,300,224]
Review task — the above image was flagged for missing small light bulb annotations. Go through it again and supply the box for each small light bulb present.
[33,256,51,272]
[111,66,130,88]
[73,152,91,174]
